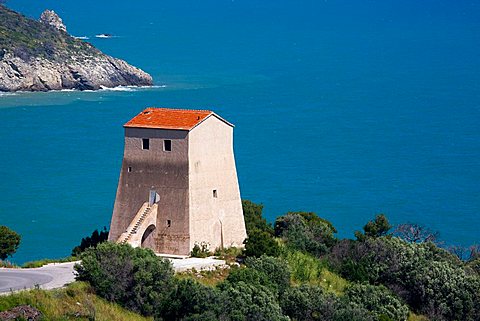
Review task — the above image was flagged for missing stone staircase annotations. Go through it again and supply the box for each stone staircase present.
[120,206,152,244]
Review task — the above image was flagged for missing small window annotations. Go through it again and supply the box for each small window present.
[142,138,150,150]
[213,190,218,198]
[164,140,172,152]
[127,166,132,172]
[166,220,171,227]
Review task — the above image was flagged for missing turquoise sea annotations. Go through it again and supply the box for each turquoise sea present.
[1,0,479,263]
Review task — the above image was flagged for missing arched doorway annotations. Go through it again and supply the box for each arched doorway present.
[141,224,156,250]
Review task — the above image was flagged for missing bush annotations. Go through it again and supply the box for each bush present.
[191,242,212,258]
[274,212,336,256]
[75,242,174,316]
[467,258,480,275]
[280,284,375,321]
[406,261,480,321]
[243,229,280,258]
[155,278,220,321]
[226,266,274,291]
[280,285,335,321]
[344,283,409,321]
[246,255,291,294]
[0,225,21,260]
[330,236,480,321]
[217,281,289,321]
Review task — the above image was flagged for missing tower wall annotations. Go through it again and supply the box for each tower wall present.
[188,116,247,251]
[109,127,191,255]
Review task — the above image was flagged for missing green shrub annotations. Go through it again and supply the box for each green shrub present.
[217,281,289,321]
[75,242,174,316]
[280,284,375,321]
[155,278,220,321]
[330,237,480,321]
[274,212,336,256]
[467,258,480,276]
[344,283,409,321]
[245,255,291,294]
[213,246,242,262]
[226,266,273,291]
[243,229,280,258]
[191,242,212,258]
[0,225,21,260]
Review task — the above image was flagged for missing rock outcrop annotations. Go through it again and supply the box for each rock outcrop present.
[0,305,42,321]
[39,9,67,33]
[0,7,153,92]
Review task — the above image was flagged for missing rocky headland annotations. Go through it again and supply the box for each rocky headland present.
[0,6,153,92]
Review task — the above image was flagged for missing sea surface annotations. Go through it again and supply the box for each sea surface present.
[1,0,479,264]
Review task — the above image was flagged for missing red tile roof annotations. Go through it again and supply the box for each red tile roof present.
[124,108,214,130]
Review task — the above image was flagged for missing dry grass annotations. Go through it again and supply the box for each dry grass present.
[0,282,151,321]
[407,312,430,321]
[177,266,231,287]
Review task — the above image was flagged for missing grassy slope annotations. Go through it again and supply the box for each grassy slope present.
[0,282,151,321]
[0,5,97,60]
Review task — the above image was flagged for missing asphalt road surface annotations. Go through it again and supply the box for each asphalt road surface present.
[0,261,76,293]
[0,257,225,293]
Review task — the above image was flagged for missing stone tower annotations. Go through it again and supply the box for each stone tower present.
[108,107,247,255]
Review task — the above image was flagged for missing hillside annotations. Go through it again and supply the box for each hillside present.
[0,282,152,321]
[0,6,152,91]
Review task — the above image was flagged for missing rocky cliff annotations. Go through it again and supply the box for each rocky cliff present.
[0,6,153,92]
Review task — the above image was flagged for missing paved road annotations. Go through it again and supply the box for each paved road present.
[0,261,77,294]
[0,257,225,293]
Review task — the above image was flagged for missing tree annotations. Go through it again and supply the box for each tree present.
[394,223,439,244]
[242,200,273,235]
[0,226,21,260]
[355,214,391,240]
[243,229,280,258]
[71,226,109,256]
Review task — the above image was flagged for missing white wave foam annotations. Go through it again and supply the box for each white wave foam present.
[0,92,17,96]
[1,85,166,96]
[99,85,167,92]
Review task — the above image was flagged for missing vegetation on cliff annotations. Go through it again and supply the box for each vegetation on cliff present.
[1,201,478,321]
[0,5,152,91]
[68,200,479,321]
[0,5,96,61]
